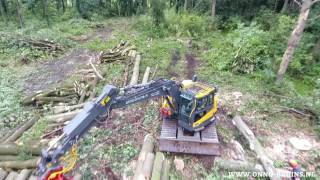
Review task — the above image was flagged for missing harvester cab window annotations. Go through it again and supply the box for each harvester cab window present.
[180,94,193,115]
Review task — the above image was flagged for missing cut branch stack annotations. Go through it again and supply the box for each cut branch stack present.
[100,41,136,63]
[22,86,80,106]
[23,39,63,53]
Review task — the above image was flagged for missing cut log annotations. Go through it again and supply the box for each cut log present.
[16,169,32,180]
[46,109,82,123]
[142,67,151,84]
[0,155,22,162]
[78,90,87,104]
[129,54,141,86]
[232,115,279,180]
[0,168,8,180]
[52,103,85,114]
[35,96,72,103]
[0,158,40,169]
[215,158,292,178]
[151,64,158,80]
[122,58,133,87]
[142,152,155,180]
[0,144,42,155]
[3,118,37,143]
[161,159,170,180]
[4,171,18,180]
[215,158,263,172]
[134,134,154,180]
[151,152,165,180]
[28,175,37,180]
[73,173,82,180]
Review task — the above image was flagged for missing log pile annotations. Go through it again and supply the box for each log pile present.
[21,86,80,106]
[22,39,63,53]
[133,134,170,180]
[13,40,154,179]
[99,41,136,63]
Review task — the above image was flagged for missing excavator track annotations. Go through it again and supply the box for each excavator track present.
[159,118,220,156]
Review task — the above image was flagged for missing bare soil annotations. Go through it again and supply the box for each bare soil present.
[184,53,198,79]
[23,48,99,95]
[71,26,113,43]
[167,49,181,77]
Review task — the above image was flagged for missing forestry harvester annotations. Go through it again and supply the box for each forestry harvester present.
[38,77,220,180]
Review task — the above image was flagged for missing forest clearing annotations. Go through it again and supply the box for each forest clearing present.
[0,0,319,179]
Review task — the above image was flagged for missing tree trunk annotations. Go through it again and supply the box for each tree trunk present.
[281,0,289,12]
[276,0,313,82]
[0,158,40,169]
[0,144,42,155]
[232,115,279,180]
[15,0,24,29]
[134,134,154,180]
[0,0,7,25]
[142,67,151,84]
[62,0,66,12]
[16,169,32,180]
[211,0,216,17]
[42,0,50,27]
[3,118,37,143]
[184,0,187,11]
[129,54,141,86]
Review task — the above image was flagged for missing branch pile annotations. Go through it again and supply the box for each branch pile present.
[21,39,63,53]
[99,41,136,63]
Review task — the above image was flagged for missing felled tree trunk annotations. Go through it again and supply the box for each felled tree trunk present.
[16,169,32,180]
[276,0,314,82]
[151,152,165,180]
[130,54,141,86]
[0,144,42,155]
[52,103,85,114]
[232,116,279,180]
[142,153,155,179]
[0,158,40,169]
[142,67,151,84]
[4,171,18,180]
[134,134,154,180]
[3,118,37,143]
[0,168,8,180]
[46,109,81,123]
[0,155,23,161]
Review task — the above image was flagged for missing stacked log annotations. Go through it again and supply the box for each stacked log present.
[134,134,155,180]
[129,54,141,86]
[21,86,80,106]
[23,39,63,53]
[100,41,136,63]
[151,152,170,180]
[0,168,38,180]
[133,135,170,180]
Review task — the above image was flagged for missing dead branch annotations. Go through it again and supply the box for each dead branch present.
[89,59,104,80]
